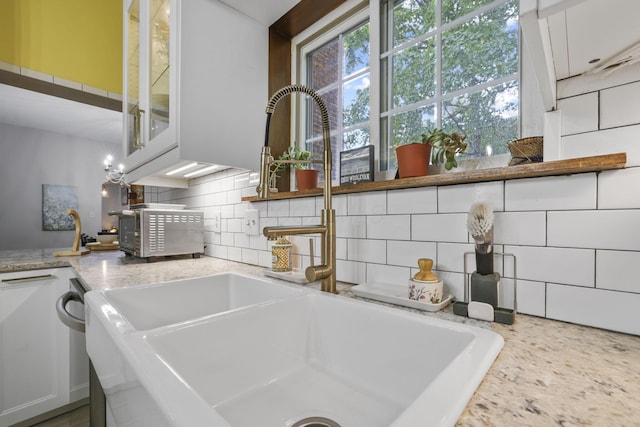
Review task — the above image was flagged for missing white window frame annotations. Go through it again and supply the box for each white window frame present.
[290,0,543,181]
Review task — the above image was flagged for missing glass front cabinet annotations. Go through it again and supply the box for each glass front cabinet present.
[124,0,175,170]
[122,0,268,186]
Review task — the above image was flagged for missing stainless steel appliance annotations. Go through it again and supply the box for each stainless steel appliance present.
[111,204,204,258]
[56,277,106,427]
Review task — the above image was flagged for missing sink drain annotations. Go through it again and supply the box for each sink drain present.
[291,416,342,427]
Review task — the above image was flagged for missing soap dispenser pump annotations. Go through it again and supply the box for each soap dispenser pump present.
[408,258,443,304]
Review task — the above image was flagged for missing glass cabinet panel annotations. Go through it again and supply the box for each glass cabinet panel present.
[149,0,170,140]
[127,0,141,156]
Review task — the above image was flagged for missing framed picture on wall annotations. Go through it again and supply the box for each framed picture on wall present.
[340,145,374,185]
[121,187,128,206]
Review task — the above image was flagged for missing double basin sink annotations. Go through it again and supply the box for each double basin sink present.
[85,272,503,427]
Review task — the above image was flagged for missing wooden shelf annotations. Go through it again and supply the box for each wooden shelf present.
[242,153,626,202]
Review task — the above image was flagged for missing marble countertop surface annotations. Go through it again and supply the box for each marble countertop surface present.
[1,248,639,426]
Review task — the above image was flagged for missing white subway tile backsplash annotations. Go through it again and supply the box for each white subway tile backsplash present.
[241,248,259,265]
[234,233,249,249]
[228,246,242,262]
[348,192,386,215]
[258,250,272,268]
[336,216,366,238]
[598,167,640,209]
[600,81,640,129]
[436,271,464,301]
[267,199,290,217]
[438,181,504,213]
[220,232,234,246]
[366,263,411,286]
[387,187,437,214]
[547,283,640,335]
[277,217,302,226]
[290,198,316,216]
[336,260,366,284]
[436,243,474,273]
[504,246,594,287]
[505,174,596,211]
[347,239,386,264]
[318,194,347,216]
[227,218,242,233]
[387,240,437,268]
[494,211,546,246]
[596,250,640,293]
[557,92,598,135]
[211,245,227,259]
[510,278,547,317]
[249,235,267,251]
[548,210,640,250]
[412,214,468,243]
[367,215,410,240]
[562,125,640,167]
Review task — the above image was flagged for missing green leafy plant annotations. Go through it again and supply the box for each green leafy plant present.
[422,129,467,170]
[278,146,312,170]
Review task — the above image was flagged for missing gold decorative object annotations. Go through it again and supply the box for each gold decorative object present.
[271,237,292,272]
[53,209,90,257]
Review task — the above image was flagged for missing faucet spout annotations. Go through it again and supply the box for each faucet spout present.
[257,85,336,293]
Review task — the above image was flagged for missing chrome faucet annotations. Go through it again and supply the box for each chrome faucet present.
[257,85,337,294]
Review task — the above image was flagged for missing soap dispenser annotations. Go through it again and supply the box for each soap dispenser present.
[408,258,443,304]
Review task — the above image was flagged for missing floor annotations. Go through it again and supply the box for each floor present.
[30,405,89,427]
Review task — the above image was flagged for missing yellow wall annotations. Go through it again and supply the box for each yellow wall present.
[0,0,122,94]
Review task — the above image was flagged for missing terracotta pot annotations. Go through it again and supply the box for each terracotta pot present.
[395,143,431,178]
[295,169,319,191]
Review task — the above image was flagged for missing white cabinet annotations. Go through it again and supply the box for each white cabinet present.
[520,0,640,112]
[123,0,268,187]
[0,268,89,427]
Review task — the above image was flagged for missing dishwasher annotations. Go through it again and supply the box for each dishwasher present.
[57,277,108,427]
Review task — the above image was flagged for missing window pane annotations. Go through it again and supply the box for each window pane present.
[442,80,518,158]
[343,127,370,150]
[442,0,496,24]
[393,0,436,47]
[392,38,436,108]
[344,22,370,76]
[308,39,340,90]
[392,104,436,147]
[441,1,518,94]
[386,105,434,169]
[306,89,339,139]
[343,74,370,127]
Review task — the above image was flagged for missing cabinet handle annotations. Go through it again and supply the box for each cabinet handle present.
[2,274,53,284]
[56,291,85,333]
[133,108,146,150]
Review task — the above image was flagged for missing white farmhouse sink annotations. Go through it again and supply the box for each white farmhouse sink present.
[99,272,303,330]
[85,273,503,427]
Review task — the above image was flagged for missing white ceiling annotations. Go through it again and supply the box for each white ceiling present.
[219,0,301,25]
[0,83,122,145]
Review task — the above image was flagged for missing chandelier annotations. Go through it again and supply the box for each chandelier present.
[103,154,128,186]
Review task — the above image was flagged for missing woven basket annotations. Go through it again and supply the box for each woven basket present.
[507,136,543,166]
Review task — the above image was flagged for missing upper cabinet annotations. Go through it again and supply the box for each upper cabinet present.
[123,0,268,187]
[520,0,640,112]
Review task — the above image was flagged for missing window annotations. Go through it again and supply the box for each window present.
[300,12,371,180]
[296,0,520,179]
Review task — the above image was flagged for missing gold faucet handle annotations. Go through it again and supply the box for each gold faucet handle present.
[308,238,314,267]
[305,264,332,282]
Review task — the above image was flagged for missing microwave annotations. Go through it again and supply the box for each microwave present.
[113,204,204,258]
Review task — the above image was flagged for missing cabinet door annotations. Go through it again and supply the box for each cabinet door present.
[0,269,72,427]
[124,0,177,171]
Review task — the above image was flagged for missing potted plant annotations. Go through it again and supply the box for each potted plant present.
[424,129,467,171]
[394,136,433,178]
[278,146,319,191]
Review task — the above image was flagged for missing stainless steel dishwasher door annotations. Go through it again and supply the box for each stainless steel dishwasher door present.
[56,278,107,427]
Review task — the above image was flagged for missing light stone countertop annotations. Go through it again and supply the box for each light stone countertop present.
[1,249,639,426]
